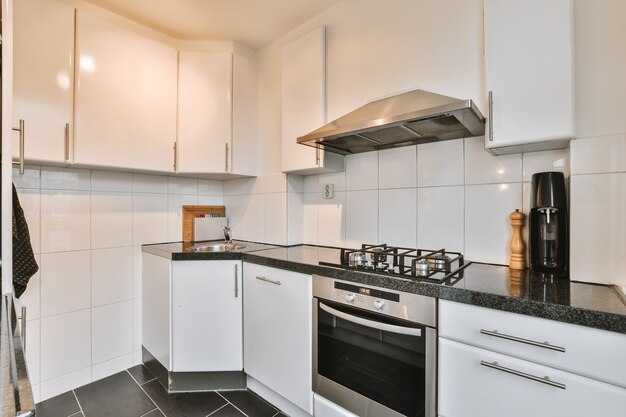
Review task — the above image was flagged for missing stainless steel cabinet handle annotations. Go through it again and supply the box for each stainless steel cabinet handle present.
[480,360,566,390]
[319,302,422,337]
[173,141,178,171]
[480,329,566,353]
[256,276,281,286]
[21,306,27,354]
[234,264,239,298]
[488,91,494,141]
[64,123,70,161]
[12,119,25,174]
[315,147,321,166]
[225,143,230,172]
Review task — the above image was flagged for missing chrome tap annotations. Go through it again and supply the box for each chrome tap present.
[222,226,232,244]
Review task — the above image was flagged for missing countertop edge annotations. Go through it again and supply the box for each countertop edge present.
[142,246,626,335]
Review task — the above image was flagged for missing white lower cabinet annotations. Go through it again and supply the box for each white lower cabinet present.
[438,338,626,417]
[438,300,626,417]
[142,253,242,372]
[313,394,357,417]
[171,260,242,372]
[243,263,313,413]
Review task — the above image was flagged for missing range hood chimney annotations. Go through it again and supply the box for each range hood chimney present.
[297,89,485,155]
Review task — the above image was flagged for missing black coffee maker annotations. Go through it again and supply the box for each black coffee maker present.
[529,172,568,276]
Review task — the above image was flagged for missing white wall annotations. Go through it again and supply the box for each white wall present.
[256,0,485,175]
[13,165,223,402]
[247,0,626,286]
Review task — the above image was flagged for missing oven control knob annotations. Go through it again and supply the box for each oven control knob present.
[373,299,384,310]
[344,293,355,302]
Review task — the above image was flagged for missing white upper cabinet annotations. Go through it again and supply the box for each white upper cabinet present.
[281,26,344,175]
[13,0,74,166]
[484,0,575,154]
[177,51,232,174]
[74,11,177,172]
[177,51,258,176]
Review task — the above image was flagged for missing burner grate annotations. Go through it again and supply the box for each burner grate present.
[320,243,470,283]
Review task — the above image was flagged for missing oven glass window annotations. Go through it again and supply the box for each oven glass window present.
[317,302,427,417]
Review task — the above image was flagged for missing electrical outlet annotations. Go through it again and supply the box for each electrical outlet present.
[322,183,335,199]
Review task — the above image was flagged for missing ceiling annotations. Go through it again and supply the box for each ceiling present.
[83,0,343,50]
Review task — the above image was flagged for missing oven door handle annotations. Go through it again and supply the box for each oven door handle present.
[319,302,422,337]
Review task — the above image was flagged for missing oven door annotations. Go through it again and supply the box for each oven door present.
[313,298,436,417]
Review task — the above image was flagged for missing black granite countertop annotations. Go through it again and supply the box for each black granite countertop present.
[142,242,626,334]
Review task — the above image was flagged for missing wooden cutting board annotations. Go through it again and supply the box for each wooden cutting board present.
[182,205,225,242]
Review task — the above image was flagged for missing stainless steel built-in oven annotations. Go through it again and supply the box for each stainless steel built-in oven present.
[313,275,437,417]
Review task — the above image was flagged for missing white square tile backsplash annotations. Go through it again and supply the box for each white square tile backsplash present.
[379,146,417,189]
[346,152,378,191]
[465,183,523,265]
[345,190,378,247]
[571,134,626,175]
[464,136,522,184]
[13,165,227,400]
[378,188,417,247]
[417,186,464,253]
[417,139,464,187]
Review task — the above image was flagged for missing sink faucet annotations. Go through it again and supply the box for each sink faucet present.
[222,226,232,244]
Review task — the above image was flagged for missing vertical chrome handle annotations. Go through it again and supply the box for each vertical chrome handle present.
[234,264,239,298]
[225,143,230,172]
[315,147,321,166]
[21,306,27,354]
[488,91,494,141]
[64,123,70,161]
[173,141,178,171]
[12,119,25,174]
[480,361,566,390]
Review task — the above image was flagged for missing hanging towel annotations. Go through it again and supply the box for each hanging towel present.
[12,184,38,297]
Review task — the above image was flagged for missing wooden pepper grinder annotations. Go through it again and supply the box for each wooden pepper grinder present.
[509,209,526,270]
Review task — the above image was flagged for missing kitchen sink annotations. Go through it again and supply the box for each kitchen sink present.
[191,243,248,252]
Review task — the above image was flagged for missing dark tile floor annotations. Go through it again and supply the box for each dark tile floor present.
[35,365,288,417]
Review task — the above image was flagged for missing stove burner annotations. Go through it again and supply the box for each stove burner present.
[319,243,470,283]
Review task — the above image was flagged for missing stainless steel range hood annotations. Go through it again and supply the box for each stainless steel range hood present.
[297,89,485,155]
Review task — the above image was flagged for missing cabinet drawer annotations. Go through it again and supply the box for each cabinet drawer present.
[439,338,626,417]
[439,300,626,387]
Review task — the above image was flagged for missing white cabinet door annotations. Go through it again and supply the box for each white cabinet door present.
[177,51,232,174]
[439,338,626,417]
[13,0,74,165]
[281,26,344,175]
[74,11,177,172]
[243,263,313,413]
[484,0,574,153]
[171,260,242,372]
[142,253,172,371]
[231,53,258,177]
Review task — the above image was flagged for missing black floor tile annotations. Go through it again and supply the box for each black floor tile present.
[142,380,227,417]
[220,390,278,417]
[74,371,156,417]
[141,410,165,417]
[209,404,246,417]
[35,391,81,417]
[127,364,156,385]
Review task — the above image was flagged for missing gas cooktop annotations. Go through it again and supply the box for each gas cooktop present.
[319,243,471,284]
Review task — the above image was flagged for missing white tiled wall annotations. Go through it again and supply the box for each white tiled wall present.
[570,134,626,286]
[296,137,570,266]
[223,174,300,245]
[13,165,223,402]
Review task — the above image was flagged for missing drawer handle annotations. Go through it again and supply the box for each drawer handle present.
[481,361,566,390]
[480,329,566,353]
[256,276,281,286]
